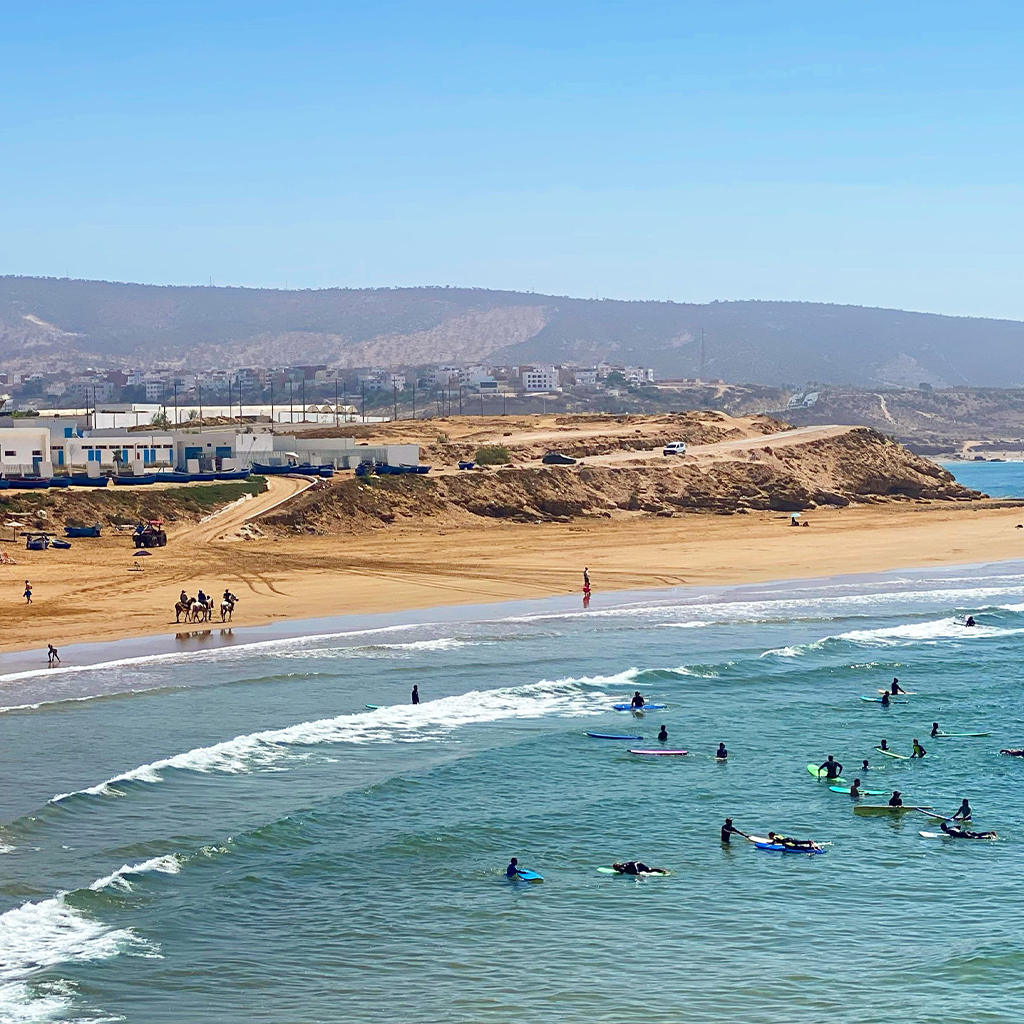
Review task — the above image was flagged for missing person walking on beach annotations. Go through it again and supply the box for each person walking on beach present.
[411,685,420,705]
[24,580,32,604]
[47,644,60,666]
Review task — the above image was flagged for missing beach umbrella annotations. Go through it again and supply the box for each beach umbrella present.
[133,550,153,557]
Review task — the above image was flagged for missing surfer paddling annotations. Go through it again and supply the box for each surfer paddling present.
[611,861,668,875]
[766,832,822,852]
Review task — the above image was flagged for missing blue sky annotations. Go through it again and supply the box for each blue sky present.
[2,0,1023,318]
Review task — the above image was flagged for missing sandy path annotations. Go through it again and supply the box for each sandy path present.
[181,475,313,544]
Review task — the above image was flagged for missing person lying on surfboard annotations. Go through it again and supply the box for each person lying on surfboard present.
[612,861,668,875]
[940,822,996,840]
[818,755,844,779]
[888,791,903,807]
[767,832,821,852]
[630,691,645,709]
[1000,748,1024,757]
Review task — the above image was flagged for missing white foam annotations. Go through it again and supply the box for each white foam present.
[50,675,619,804]
[89,855,182,894]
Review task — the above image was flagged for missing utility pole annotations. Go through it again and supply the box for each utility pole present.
[301,378,306,422]
[173,382,178,428]
[270,380,275,430]
[700,328,706,380]
[228,378,232,422]
[502,392,506,416]
[198,383,203,433]
[335,379,339,428]
[393,382,398,422]
[412,380,416,419]
[361,382,365,423]
[342,382,347,423]
[480,393,484,416]
[289,379,294,426]
[458,385,462,416]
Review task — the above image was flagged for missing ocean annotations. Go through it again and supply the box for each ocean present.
[940,459,1024,498]
[2,560,1024,1023]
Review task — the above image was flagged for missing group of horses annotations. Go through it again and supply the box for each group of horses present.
[175,591,239,624]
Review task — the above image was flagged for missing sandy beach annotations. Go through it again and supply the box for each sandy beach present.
[3,490,1023,660]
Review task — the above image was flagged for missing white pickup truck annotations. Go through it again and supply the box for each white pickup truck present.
[662,441,687,456]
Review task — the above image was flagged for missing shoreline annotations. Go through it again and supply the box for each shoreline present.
[3,554,1024,685]
[5,500,1024,663]
[3,498,1024,675]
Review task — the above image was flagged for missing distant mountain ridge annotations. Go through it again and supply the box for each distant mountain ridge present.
[2,275,1023,387]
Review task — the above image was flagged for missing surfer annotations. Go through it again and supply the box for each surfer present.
[965,615,976,627]
[911,738,926,758]
[849,779,862,798]
[940,822,996,840]
[880,691,891,707]
[657,725,668,743]
[630,691,645,709]
[952,798,973,821]
[818,755,844,779]
[716,742,728,760]
[1000,748,1024,757]
[861,759,871,772]
[889,678,906,694]
[931,722,940,737]
[411,685,420,705]
[505,857,521,879]
[888,791,903,808]
[878,739,890,752]
[721,818,745,843]
[612,861,668,875]
[46,643,60,666]
[767,832,821,851]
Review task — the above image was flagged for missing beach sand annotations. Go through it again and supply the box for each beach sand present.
[2,495,1022,658]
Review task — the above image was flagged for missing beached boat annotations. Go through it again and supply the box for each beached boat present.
[113,474,157,486]
[47,477,71,488]
[156,471,195,483]
[5,478,50,489]
[65,524,102,538]
[68,475,109,487]
[251,462,295,475]
[215,469,252,480]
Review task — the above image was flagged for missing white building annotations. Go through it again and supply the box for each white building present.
[520,366,561,393]
[60,432,175,473]
[144,381,166,402]
[0,427,50,476]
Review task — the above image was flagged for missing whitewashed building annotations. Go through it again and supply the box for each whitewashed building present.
[0,427,50,476]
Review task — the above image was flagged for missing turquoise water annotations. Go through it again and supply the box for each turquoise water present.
[2,565,1024,1023]
[941,459,1024,498]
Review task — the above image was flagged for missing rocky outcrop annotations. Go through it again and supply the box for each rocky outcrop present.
[263,427,981,533]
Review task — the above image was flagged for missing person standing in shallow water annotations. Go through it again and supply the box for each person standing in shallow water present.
[583,567,590,591]
[411,685,420,705]
[47,644,60,666]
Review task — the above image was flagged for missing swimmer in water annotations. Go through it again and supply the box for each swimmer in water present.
[657,725,668,743]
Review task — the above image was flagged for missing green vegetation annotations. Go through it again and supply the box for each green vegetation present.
[475,444,512,465]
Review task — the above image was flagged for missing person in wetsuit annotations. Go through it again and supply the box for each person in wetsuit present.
[612,861,668,875]
[716,742,728,760]
[880,691,891,707]
[952,799,972,821]
[657,725,668,742]
[412,685,420,705]
[931,722,940,737]
[505,858,520,878]
[912,738,926,758]
[861,759,871,772]
[940,822,996,839]
[888,791,904,808]
[890,678,906,694]
[818,755,843,779]
[849,779,862,798]
[965,616,976,627]
[767,832,820,851]
[630,691,645,709]
[721,818,744,843]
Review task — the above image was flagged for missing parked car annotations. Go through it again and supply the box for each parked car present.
[662,441,687,456]
[542,451,577,466]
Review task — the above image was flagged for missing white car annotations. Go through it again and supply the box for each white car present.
[662,441,687,456]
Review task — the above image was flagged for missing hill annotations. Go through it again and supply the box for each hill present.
[4,276,1024,386]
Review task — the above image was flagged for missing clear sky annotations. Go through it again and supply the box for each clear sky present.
[2,0,1023,318]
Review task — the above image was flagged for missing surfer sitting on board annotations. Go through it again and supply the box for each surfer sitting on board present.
[767,832,821,852]
[657,725,668,742]
[818,755,843,779]
[849,779,862,798]
[612,861,668,875]
[506,858,521,879]
[889,678,906,694]
[878,739,890,752]
[630,691,645,709]
[911,738,926,758]
[880,692,891,707]
[931,722,940,737]
[716,742,728,760]
[940,822,996,840]
[888,791,903,808]
[952,799,972,821]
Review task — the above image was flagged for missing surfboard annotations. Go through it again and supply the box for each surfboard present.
[365,704,379,710]
[860,696,910,704]
[877,689,917,695]
[612,703,666,711]
[754,841,825,854]
[511,869,543,882]
[629,748,687,755]
[920,829,997,841]
[597,866,668,876]
[807,763,845,782]
[853,804,934,816]
[934,732,991,738]
[875,746,909,758]
[829,785,887,795]
[586,732,643,740]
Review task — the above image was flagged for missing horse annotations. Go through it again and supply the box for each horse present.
[220,595,238,622]
[191,597,214,623]
[175,596,194,623]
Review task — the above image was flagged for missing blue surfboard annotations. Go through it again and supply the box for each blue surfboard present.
[612,703,666,711]
[587,732,643,740]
